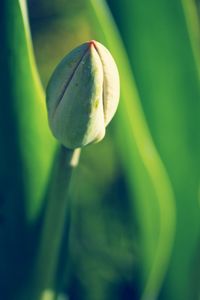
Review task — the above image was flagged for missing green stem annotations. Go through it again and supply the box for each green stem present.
[32,146,81,300]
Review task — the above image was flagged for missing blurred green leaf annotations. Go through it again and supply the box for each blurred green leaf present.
[84,0,176,299]
[0,0,56,297]
[14,0,56,220]
[107,0,200,299]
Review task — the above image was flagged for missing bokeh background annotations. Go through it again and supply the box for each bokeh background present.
[0,0,200,299]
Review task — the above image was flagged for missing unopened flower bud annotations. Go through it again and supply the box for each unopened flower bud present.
[46,40,120,149]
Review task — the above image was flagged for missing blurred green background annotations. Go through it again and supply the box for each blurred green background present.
[0,0,200,299]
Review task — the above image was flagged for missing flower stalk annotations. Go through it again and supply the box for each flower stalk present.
[32,147,81,300]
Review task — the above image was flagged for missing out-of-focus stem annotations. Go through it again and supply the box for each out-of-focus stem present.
[32,146,81,300]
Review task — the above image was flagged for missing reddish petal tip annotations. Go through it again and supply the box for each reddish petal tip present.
[88,40,96,48]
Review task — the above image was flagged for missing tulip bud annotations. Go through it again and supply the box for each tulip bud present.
[46,40,120,149]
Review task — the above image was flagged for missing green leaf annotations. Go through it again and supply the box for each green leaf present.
[107,0,200,299]
[0,0,56,297]
[85,0,176,299]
